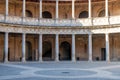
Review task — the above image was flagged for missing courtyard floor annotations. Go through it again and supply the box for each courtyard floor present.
[0,61,120,80]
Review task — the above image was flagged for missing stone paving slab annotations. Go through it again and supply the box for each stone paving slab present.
[0,62,120,80]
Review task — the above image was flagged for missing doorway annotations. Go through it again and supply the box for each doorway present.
[101,48,106,61]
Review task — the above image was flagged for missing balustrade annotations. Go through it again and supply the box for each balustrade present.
[0,14,120,27]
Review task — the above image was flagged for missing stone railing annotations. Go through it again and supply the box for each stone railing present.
[0,14,120,27]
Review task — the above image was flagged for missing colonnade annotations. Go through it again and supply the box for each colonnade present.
[4,33,110,62]
[5,0,109,18]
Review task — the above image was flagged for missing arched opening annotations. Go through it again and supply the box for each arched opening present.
[26,41,32,61]
[60,41,71,61]
[98,10,105,17]
[42,11,52,19]
[79,11,88,18]
[43,41,52,61]
[26,10,33,17]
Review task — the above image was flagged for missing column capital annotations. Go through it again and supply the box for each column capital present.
[88,33,92,35]
[105,33,109,35]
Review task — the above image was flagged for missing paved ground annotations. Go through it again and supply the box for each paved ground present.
[0,61,120,80]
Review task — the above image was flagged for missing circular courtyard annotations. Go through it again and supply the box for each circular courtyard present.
[0,62,120,80]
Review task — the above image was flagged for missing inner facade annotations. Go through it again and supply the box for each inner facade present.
[0,33,120,62]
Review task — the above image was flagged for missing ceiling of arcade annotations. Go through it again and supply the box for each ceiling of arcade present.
[0,0,116,3]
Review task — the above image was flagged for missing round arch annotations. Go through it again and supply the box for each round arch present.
[42,11,52,19]
[98,9,110,17]
[60,41,71,61]
[79,11,88,18]
[26,10,33,17]
[98,9,105,17]
[42,41,52,61]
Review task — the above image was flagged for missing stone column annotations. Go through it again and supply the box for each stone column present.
[23,0,26,17]
[39,0,42,19]
[55,34,59,61]
[4,32,9,62]
[105,0,108,17]
[72,34,76,62]
[6,0,9,16]
[105,33,110,61]
[39,34,42,62]
[88,34,92,61]
[88,0,91,18]
[22,33,26,62]
[56,0,59,19]
[72,0,75,19]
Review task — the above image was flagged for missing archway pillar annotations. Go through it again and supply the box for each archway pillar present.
[88,0,91,18]
[72,34,76,62]
[72,0,75,19]
[4,32,9,62]
[88,34,92,61]
[39,0,42,19]
[56,0,59,19]
[55,34,59,61]
[105,0,108,17]
[105,33,110,62]
[5,0,9,16]
[39,34,42,62]
[22,33,26,62]
[22,0,26,18]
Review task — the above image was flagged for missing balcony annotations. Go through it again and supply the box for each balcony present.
[0,14,120,27]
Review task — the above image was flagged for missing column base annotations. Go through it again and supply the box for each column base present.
[72,60,76,62]
[22,58,26,62]
[55,58,59,62]
[4,58,8,63]
[39,58,43,62]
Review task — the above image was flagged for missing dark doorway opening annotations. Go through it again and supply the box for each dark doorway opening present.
[101,48,106,61]
[43,41,52,61]
[60,41,71,61]
[26,41,32,61]
[42,11,52,19]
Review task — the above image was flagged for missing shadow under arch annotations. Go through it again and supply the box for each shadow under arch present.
[60,41,71,61]
[42,41,52,61]
[26,41,32,61]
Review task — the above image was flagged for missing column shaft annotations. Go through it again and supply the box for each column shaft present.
[56,0,59,19]
[55,34,59,61]
[39,0,42,19]
[105,33,110,61]
[88,0,91,18]
[6,0,9,16]
[22,33,26,62]
[39,34,42,61]
[4,32,9,62]
[72,0,75,19]
[23,0,26,17]
[105,0,108,17]
[72,34,75,61]
[88,34,92,61]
